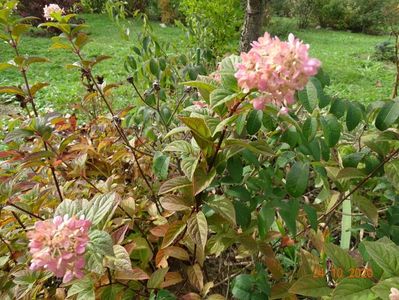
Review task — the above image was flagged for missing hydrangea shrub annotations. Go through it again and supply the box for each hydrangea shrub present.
[1,1,399,299]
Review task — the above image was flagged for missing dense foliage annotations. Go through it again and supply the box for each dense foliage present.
[273,0,397,33]
[177,0,244,55]
[1,1,399,300]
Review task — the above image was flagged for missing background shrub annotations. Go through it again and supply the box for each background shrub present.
[159,0,180,24]
[291,0,317,29]
[179,0,244,55]
[373,41,396,62]
[271,0,397,33]
[315,0,347,30]
[81,0,105,13]
[270,0,292,17]
[17,0,79,21]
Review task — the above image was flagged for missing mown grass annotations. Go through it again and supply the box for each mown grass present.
[0,14,396,113]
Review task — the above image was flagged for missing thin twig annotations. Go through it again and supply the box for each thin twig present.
[8,29,63,203]
[12,211,26,230]
[7,202,44,220]
[213,261,253,289]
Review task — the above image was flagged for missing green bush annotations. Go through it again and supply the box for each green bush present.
[270,0,292,17]
[315,0,347,30]
[373,41,396,62]
[81,0,105,13]
[314,0,397,33]
[291,0,317,29]
[179,0,244,55]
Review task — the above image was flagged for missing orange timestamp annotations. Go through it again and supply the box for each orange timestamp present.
[313,266,374,279]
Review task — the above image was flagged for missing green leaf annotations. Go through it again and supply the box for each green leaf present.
[149,289,177,300]
[220,55,241,72]
[303,204,318,231]
[149,58,159,77]
[164,140,194,155]
[108,245,132,271]
[336,167,366,180]
[153,152,170,180]
[54,199,83,218]
[363,241,399,276]
[147,267,169,289]
[286,161,309,197]
[227,155,243,182]
[85,249,103,274]
[187,211,208,251]
[346,102,362,131]
[281,126,298,148]
[182,80,217,102]
[127,55,137,70]
[246,110,263,135]
[158,176,192,195]
[279,199,300,236]
[207,197,236,225]
[181,156,199,181]
[321,114,341,147]
[330,98,347,119]
[324,243,356,272]
[193,166,216,195]
[302,117,318,141]
[234,201,251,228]
[232,274,268,300]
[258,203,275,239]
[88,230,114,256]
[289,275,331,297]
[179,117,213,150]
[353,194,378,225]
[219,55,240,92]
[224,139,273,156]
[371,277,399,300]
[213,114,239,136]
[85,192,117,227]
[210,89,239,109]
[100,284,124,300]
[298,81,318,112]
[0,63,14,71]
[332,278,374,300]
[67,277,95,300]
[375,99,399,131]
[385,159,399,191]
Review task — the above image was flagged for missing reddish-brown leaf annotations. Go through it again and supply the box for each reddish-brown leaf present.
[161,272,183,288]
[114,268,150,281]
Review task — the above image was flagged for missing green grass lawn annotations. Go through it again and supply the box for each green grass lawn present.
[0,14,396,113]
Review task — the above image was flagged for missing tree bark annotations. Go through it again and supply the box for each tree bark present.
[239,0,266,52]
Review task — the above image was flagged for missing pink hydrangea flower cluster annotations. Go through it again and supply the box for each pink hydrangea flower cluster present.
[390,288,399,300]
[27,215,91,283]
[235,33,321,110]
[43,4,65,20]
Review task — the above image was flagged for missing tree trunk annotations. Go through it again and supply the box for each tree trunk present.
[239,0,265,52]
